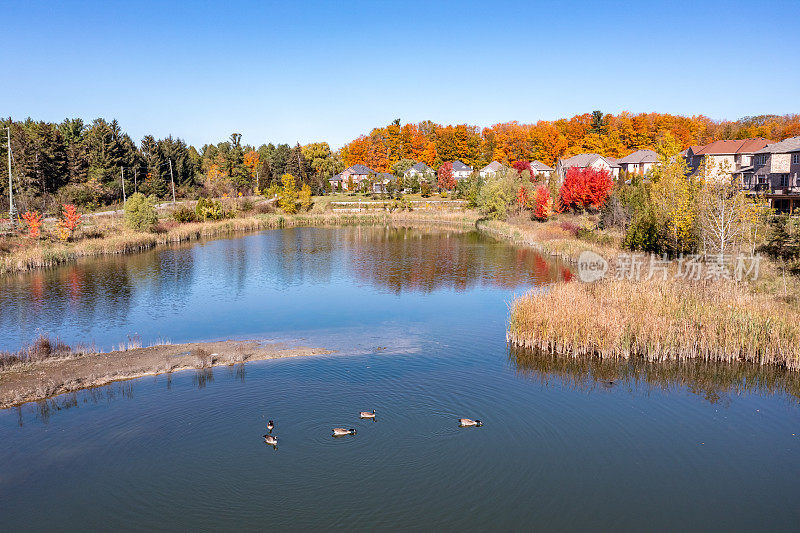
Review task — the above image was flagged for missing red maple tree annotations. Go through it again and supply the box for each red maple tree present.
[512,160,534,180]
[559,167,613,210]
[533,186,553,220]
[437,162,456,190]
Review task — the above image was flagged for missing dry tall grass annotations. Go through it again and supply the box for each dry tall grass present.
[1,211,482,276]
[508,279,800,371]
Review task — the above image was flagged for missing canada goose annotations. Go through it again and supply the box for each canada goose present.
[266,420,274,432]
[332,428,357,436]
[459,418,483,427]
[263,434,278,446]
[359,410,376,419]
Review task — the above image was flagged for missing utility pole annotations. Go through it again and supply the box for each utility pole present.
[134,168,138,193]
[7,126,16,227]
[168,158,176,204]
[121,168,126,203]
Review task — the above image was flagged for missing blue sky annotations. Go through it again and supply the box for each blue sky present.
[2,0,798,149]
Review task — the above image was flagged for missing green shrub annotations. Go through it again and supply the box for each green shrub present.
[171,205,197,223]
[124,193,158,231]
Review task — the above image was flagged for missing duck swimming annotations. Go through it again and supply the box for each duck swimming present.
[359,410,376,419]
[263,434,278,446]
[332,428,357,436]
[459,418,483,427]
[266,420,274,432]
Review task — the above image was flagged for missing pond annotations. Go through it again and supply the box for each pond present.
[1,226,799,531]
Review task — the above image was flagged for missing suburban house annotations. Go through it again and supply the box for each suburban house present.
[329,164,375,191]
[404,162,435,180]
[451,160,473,181]
[746,136,800,214]
[617,149,659,175]
[530,160,554,179]
[372,172,397,194]
[685,138,773,182]
[555,153,620,181]
[480,161,505,178]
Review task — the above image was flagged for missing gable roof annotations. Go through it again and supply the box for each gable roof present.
[559,153,620,169]
[481,161,505,172]
[617,149,659,164]
[694,138,773,155]
[451,160,472,172]
[530,160,553,171]
[754,136,800,154]
[407,162,434,173]
[345,163,375,174]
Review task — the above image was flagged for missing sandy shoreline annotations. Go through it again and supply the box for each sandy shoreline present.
[0,340,332,409]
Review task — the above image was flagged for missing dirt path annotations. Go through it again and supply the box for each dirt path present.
[0,340,331,409]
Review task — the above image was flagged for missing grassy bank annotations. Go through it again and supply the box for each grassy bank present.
[508,279,800,371]
[0,210,481,276]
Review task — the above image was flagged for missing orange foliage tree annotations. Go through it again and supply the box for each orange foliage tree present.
[559,167,613,210]
[56,204,82,241]
[21,211,43,239]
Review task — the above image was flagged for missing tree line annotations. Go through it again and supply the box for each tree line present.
[3,112,800,214]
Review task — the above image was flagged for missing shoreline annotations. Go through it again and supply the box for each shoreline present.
[0,210,482,277]
[0,340,332,409]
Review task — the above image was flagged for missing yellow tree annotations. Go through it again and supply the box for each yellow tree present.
[243,150,260,188]
[650,154,699,254]
[279,174,298,214]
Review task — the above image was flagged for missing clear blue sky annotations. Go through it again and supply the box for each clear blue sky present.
[3,0,798,149]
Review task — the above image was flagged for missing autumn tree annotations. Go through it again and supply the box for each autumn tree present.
[279,174,299,214]
[512,160,534,181]
[437,162,456,190]
[299,183,312,212]
[559,167,613,210]
[533,186,553,221]
[21,211,43,239]
[56,204,82,241]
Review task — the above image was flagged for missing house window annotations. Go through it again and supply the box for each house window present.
[780,174,789,187]
[793,154,800,164]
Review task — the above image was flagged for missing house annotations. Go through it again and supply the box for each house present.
[404,162,435,179]
[372,172,397,194]
[530,161,554,179]
[555,153,620,181]
[617,149,659,175]
[480,161,506,178]
[747,136,800,214]
[685,138,773,182]
[329,164,375,191]
[451,160,473,181]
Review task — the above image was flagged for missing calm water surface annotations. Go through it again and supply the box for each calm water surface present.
[1,227,798,531]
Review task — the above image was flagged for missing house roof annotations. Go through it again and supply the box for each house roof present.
[754,136,800,154]
[559,153,620,169]
[481,161,505,172]
[693,138,773,155]
[345,164,375,174]
[451,160,472,172]
[617,149,659,164]
[530,160,554,171]
[408,162,434,173]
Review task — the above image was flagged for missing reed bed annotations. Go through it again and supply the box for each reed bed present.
[508,278,800,371]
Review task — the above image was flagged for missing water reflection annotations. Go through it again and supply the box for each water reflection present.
[0,227,569,352]
[15,383,136,426]
[509,345,800,404]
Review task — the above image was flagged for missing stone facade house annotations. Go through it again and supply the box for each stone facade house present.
[749,136,800,213]
[404,162,435,179]
[685,138,773,182]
